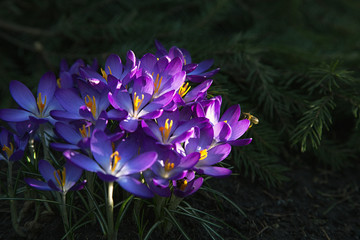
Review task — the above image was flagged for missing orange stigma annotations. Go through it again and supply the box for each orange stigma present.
[85,95,97,119]
[2,142,14,158]
[178,82,191,97]
[159,118,173,142]
[79,124,91,138]
[110,151,121,172]
[37,92,47,116]
[133,92,145,113]
[54,167,66,188]
[199,149,208,160]
[164,159,175,172]
[153,73,163,94]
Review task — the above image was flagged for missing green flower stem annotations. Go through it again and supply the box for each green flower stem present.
[58,192,72,240]
[169,194,183,211]
[164,194,183,234]
[106,181,116,240]
[7,162,25,237]
[154,195,167,221]
[86,171,96,223]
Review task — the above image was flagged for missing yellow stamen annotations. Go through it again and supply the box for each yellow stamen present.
[101,68,107,81]
[54,167,66,188]
[101,66,112,82]
[199,149,208,160]
[85,95,97,119]
[37,92,47,116]
[153,73,163,94]
[133,92,145,112]
[2,142,14,158]
[178,82,191,97]
[164,159,174,172]
[183,56,187,65]
[159,119,173,142]
[57,78,62,88]
[79,124,91,138]
[110,151,121,172]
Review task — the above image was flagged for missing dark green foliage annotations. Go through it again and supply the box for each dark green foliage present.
[1,0,359,187]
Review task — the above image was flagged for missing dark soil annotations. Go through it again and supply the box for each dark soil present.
[1,163,359,240]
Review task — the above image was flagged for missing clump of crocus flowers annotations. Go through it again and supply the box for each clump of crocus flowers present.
[0,41,252,240]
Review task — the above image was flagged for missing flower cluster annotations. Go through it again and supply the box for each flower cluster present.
[0,41,252,198]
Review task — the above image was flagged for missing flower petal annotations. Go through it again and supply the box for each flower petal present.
[147,179,171,197]
[213,122,231,142]
[117,176,154,198]
[137,90,174,118]
[190,59,214,75]
[108,90,133,113]
[198,144,231,166]
[55,88,83,113]
[174,177,203,198]
[68,180,87,191]
[120,152,157,176]
[220,105,240,126]
[178,152,200,169]
[107,109,127,121]
[91,130,112,171]
[64,161,83,191]
[141,120,162,142]
[140,53,157,72]
[9,80,37,113]
[195,166,232,177]
[64,150,103,173]
[55,122,82,144]
[184,80,212,103]
[105,54,123,78]
[38,159,56,183]
[229,119,250,141]
[50,110,83,121]
[37,72,57,104]
[24,178,52,191]
[228,138,252,146]
[120,117,139,132]
[50,142,79,151]
[97,172,118,182]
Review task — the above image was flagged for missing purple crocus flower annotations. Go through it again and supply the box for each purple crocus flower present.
[196,96,252,146]
[139,54,185,99]
[25,159,86,193]
[57,59,84,89]
[51,81,115,122]
[50,118,107,152]
[0,72,61,125]
[0,128,28,162]
[173,79,213,106]
[141,109,207,146]
[80,51,137,92]
[145,144,199,190]
[108,75,174,132]
[183,124,232,177]
[154,40,220,83]
[64,129,157,198]
[173,171,204,198]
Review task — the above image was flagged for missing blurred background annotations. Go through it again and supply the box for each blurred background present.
[1,0,359,186]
